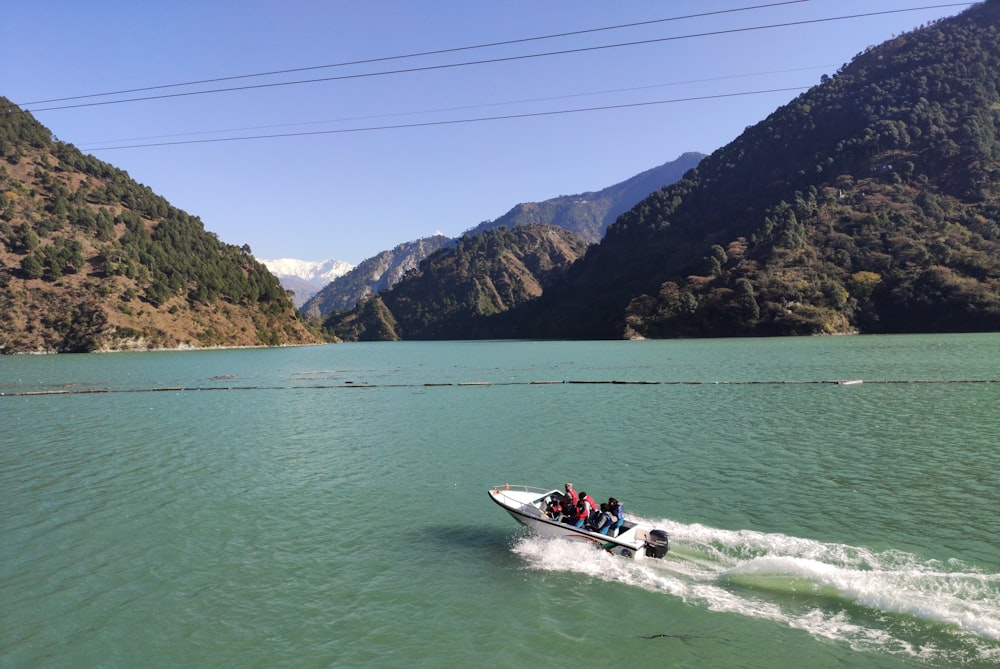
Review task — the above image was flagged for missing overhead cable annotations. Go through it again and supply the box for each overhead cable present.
[20,1,812,106]
[81,87,808,151]
[83,64,834,146]
[22,3,971,113]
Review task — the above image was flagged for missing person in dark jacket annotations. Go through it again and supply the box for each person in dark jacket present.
[607,497,624,537]
[590,503,614,534]
[545,496,564,520]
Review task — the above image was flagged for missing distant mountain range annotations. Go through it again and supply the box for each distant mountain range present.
[297,152,704,318]
[465,152,705,243]
[300,236,452,318]
[258,257,354,307]
[326,226,588,341]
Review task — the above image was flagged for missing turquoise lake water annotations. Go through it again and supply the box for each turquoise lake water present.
[2,334,998,668]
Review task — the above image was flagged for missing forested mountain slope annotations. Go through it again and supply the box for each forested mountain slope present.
[325,225,588,341]
[305,154,701,319]
[0,100,321,352]
[301,235,451,318]
[507,0,1000,339]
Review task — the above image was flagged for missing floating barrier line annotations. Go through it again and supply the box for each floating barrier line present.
[2,378,997,398]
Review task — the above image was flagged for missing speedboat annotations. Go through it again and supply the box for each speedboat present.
[488,485,669,560]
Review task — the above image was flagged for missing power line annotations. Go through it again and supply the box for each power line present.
[21,1,812,106]
[22,3,971,113]
[82,65,835,146]
[80,87,808,151]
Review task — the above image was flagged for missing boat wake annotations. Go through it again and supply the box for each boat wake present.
[511,519,1000,665]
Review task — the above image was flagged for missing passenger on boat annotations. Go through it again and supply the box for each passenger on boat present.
[589,503,614,534]
[569,501,589,527]
[545,496,564,520]
[578,491,598,525]
[562,482,578,506]
[607,497,624,537]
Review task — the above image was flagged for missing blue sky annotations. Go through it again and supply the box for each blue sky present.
[3,1,974,264]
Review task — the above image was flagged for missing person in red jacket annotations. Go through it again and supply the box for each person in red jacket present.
[580,492,597,518]
[578,491,598,526]
[562,482,579,506]
[569,501,589,527]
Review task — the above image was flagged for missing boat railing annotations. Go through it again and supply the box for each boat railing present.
[490,484,552,496]
[489,485,555,512]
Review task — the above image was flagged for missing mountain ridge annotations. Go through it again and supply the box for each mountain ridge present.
[511,0,1000,339]
[465,152,705,243]
[325,225,589,340]
[0,100,322,353]
[304,153,703,318]
[6,3,997,349]
[325,1,1000,341]
[260,257,354,284]
[259,257,354,307]
[301,235,453,318]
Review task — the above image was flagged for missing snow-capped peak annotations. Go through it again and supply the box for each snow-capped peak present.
[258,258,355,286]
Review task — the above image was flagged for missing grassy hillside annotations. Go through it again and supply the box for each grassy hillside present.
[0,100,322,352]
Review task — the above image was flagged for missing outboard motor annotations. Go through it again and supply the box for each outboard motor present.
[644,529,670,559]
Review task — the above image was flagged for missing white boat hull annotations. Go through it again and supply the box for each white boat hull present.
[488,486,668,560]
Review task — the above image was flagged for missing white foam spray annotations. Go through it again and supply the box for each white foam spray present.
[510,518,1000,664]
